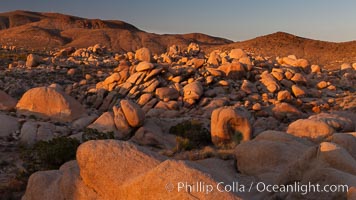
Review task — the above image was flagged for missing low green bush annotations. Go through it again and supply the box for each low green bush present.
[169,119,211,151]
[21,137,80,172]
[82,128,114,142]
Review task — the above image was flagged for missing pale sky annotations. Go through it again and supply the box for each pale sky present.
[1,0,355,42]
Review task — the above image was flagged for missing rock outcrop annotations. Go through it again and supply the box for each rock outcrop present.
[16,87,87,122]
[23,140,243,200]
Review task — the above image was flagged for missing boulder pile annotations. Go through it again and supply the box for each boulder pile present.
[0,44,355,199]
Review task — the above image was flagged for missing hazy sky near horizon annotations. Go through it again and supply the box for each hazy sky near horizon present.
[0,0,355,42]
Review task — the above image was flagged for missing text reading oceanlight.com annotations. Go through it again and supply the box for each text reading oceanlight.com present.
[166,181,349,195]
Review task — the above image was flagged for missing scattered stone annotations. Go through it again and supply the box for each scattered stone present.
[155,87,179,100]
[311,65,321,73]
[229,48,247,59]
[260,71,280,93]
[72,115,98,130]
[207,51,221,65]
[0,113,20,137]
[67,68,76,76]
[135,47,152,62]
[241,80,257,94]
[187,42,200,56]
[120,99,145,127]
[0,90,17,111]
[287,119,335,142]
[112,106,132,138]
[308,113,355,132]
[317,81,328,89]
[25,54,40,68]
[235,131,311,182]
[291,85,306,97]
[277,90,292,102]
[88,112,117,134]
[19,121,56,146]
[183,81,203,101]
[136,61,154,72]
[341,63,352,70]
[291,73,306,84]
[272,102,302,120]
[252,103,262,111]
[218,62,245,79]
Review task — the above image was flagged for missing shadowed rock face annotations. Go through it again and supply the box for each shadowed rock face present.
[0,90,17,111]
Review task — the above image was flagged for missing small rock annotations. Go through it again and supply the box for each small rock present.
[120,100,145,128]
[260,71,280,93]
[155,87,179,100]
[311,65,321,73]
[187,42,200,56]
[67,68,76,76]
[341,63,352,70]
[136,61,154,72]
[183,81,204,101]
[26,54,40,68]
[0,90,17,111]
[135,47,152,62]
[291,85,306,97]
[287,119,335,142]
[252,103,262,111]
[277,90,292,102]
[88,112,117,134]
[229,49,247,59]
[113,106,132,139]
[317,81,328,89]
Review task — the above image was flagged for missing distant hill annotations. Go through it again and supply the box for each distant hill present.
[0,10,232,53]
[0,11,356,67]
[214,32,356,68]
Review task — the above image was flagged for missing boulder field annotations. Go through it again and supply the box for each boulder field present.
[0,44,355,199]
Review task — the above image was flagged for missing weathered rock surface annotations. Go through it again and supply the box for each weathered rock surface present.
[88,111,117,134]
[0,113,20,137]
[211,107,252,145]
[120,99,145,127]
[16,87,87,122]
[135,47,152,62]
[183,81,204,102]
[23,140,243,200]
[235,131,312,182]
[286,119,335,142]
[19,121,56,146]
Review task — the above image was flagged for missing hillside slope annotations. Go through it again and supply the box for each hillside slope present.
[215,32,356,67]
[0,10,232,53]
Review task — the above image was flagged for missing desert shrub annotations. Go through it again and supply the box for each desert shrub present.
[169,119,211,151]
[231,130,243,144]
[175,136,193,151]
[82,128,114,142]
[21,137,80,172]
